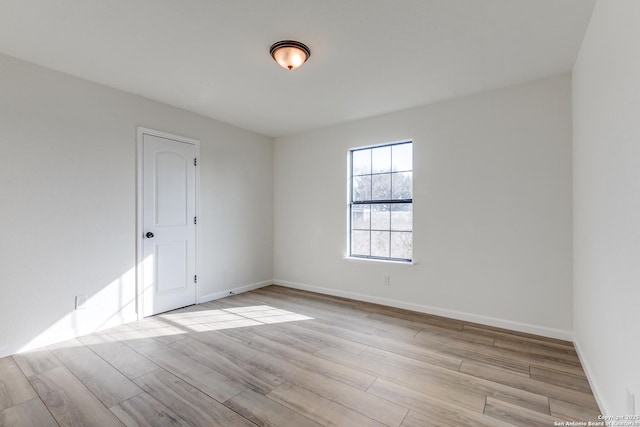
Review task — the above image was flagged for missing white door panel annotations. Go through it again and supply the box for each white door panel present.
[156,242,187,294]
[141,132,197,316]
[155,151,188,226]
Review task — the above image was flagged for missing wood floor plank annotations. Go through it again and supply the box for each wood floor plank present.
[529,359,590,378]
[52,339,143,408]
[317,347,487,413]
[235,290,389,333]
[134,369,253,427]
[225,388,323,427]
[368,312,491,344]
[202,293,274,309]
[159,310,236,324]
[110,392,189,427]
[0,397,58,427]
[549,398,603,422]
[99,323,148,334]
[189,330,259,362]
[158,310,254,327]
[76,333,159,380]
[292,319,464,370]
[530,366,592,392]
[30,365,125,426]
[486,342,586,378]
[283,297,426,339]
[484,396,564,426]
[494,337,581,365]
[132,340,246,403]
[243,351,407,427]
[291,299,377,324]
[359,346,551,414]
[0,357,38,411]
[351,299,467,332]
[460,360,600,410]
[415,322,585,377]
[106,328,159,350]
[238,289,341,312]
[224,322,321,355]
[221,296,326,326]
[412,329,532,375]
[124,318,172,332]
[400,410,456,427]
[12,349,62,378]
[261,287,365,312]
[368,378,513,427]
[169,336,283,394]
[418,327,586,377]
[220,326,376,390]
[271,321,369,355]
[462,324,575,348]
[136,326,189,346]
[268,382,388,427]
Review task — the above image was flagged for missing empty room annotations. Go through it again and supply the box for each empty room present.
[1,0,638,426]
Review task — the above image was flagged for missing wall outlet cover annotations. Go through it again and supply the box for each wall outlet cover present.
[75,295,88,310]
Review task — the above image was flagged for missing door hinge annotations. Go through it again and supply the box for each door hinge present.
[194,158,197,166]
[194,275,197,283]
[194,216,197,225]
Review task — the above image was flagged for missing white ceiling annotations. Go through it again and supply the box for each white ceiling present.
[0,0,595,137]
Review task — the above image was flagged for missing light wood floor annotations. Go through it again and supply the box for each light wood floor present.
[0,285,601,426]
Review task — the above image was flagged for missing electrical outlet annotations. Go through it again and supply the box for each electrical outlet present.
[75,295,87,310]
[384,275,390,286]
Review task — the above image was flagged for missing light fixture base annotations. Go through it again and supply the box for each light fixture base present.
[270,40,311,70]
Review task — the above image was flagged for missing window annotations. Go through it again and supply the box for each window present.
[349,141,413,262]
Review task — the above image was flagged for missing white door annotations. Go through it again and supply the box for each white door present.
[141,132,197,317]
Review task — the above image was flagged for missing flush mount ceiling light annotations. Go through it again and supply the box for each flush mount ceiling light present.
[270,40,311,70]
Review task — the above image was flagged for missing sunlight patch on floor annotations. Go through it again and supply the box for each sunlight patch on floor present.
[142,305,313,336]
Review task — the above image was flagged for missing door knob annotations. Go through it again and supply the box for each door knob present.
[146,232,154,239]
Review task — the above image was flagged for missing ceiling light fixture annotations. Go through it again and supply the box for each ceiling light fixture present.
[270,40,311,71]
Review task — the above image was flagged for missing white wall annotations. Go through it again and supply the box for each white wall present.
[274,74,573,338]
[572,0,640,416]
[0,53,273,358]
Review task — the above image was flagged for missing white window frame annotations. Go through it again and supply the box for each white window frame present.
[348,141,413,262]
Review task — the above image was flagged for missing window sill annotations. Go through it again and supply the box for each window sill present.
[343,256,415,266]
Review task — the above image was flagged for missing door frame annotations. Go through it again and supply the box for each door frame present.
[136,127,200,320]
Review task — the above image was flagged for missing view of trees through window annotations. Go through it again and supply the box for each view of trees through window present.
[350,141,413,261]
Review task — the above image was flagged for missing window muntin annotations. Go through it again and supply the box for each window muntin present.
[349,141,413,262]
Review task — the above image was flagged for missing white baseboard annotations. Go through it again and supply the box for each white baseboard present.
[573,337,607,417]
[198,280,272,304]
[273,279,573,341]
